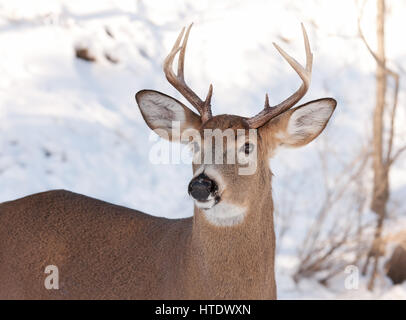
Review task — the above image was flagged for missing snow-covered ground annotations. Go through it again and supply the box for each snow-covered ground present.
[0,0,405,299]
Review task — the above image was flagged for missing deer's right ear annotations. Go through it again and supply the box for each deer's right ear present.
[136,90,202,142]
[259,98,336,156]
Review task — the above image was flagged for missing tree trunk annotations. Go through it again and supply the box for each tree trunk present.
[364,0,389,291]
[371,0,388,217]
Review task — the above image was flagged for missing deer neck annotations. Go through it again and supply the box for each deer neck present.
[188,168,276,298]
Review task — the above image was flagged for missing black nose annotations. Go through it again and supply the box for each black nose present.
[188,174,218,201]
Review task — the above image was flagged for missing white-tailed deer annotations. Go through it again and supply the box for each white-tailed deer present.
[0,24,336,299]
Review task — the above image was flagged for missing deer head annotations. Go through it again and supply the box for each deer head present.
[136,24,336,226]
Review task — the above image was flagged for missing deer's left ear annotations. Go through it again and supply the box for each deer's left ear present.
[260,98,336,152]
[136,90,202,142]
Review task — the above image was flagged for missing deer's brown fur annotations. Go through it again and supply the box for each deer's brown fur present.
[0,24,336,299]
[0,115,277,300]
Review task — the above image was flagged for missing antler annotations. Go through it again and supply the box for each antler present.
[246,23,313,128]
[163,24,213,123]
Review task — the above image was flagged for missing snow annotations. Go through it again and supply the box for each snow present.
[0,0,406,299]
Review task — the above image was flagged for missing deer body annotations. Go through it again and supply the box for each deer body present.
[0,24,336,299]
[0,185,275,299]
[1,189,192,299]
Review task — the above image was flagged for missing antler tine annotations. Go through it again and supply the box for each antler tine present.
[246,24,313,129]
[163,24,213,123]
[177,24,190,79]
[264,93,270,108]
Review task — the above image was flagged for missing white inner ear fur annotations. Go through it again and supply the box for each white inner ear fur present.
[139,92,186,133]
[280,100,334,145]
[288,100,334,137]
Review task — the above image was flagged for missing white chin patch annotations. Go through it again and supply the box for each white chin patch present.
[197,201,246,227]
[195,197,216,210]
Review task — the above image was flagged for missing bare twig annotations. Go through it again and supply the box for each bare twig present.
[294,143,371,284]
[357,0,402,291]
[357,0,401,167]
[389,144,406,166]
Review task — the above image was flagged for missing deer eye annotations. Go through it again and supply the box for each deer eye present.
[191,141,200,153]
[241,142,254,155]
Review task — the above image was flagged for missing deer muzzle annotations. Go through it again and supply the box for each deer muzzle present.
[188,173,218,202]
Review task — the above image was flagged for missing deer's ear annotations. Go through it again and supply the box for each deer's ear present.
[136,90,202,142]
[260,98,336,153]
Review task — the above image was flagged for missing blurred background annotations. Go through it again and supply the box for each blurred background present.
[0,0,405,299]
